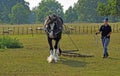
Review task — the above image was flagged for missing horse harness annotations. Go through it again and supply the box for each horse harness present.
[44,15,63,38]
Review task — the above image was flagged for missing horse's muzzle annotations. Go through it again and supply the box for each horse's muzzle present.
[49,31,54,38]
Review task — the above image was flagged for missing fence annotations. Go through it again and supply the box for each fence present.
[64,24,120,34]
[0,24,120,35]
[0,25,44,35]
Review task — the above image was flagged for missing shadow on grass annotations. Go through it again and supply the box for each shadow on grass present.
[108,57,120,60]
[61,51,94,58]
[60,58,88,67]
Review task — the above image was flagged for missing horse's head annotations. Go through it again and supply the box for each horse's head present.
[44,14,63,38]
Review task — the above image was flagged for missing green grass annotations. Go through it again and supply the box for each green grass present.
[0,23,120,76]
[0,32,120,76]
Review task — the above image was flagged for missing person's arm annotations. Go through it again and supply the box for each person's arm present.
[107,26,112,37]
[95,25,102,35]
[107,32,111,37]
[96,31,101,35]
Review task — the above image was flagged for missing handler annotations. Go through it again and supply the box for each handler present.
[96,18,112,58]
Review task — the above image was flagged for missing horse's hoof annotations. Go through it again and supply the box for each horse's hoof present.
[58,48,62,56]
[47,55,55,63]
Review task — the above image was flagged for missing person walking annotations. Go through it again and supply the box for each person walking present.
[96,18,112,58]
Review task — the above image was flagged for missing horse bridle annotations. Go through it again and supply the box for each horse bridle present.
[44,15,63,38]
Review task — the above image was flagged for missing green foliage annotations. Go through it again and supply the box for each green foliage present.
[0,0,29,23]
[64,6,78,23]
[97,0,120,16]
[97,2,110,16]
[9,3,30,24]
[36,0,64,22]
[117,0,120,15]
[0,36,23,49]
[0,0,120,23]
[73,0,106,22]
[28,10,36,24]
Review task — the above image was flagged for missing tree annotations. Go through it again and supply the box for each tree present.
[28,7,37,24]
[64,6,78,23]
[9,3,30,24]
[36,0,64,23]
[97,0,120,22]
[0,0,30,23]
[73,0,107,22]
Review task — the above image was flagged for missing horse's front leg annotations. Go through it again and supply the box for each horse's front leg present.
[54,38,62,56]
[47,37,53,55]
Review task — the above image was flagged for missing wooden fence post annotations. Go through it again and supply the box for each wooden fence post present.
[31,27,33,36]
[86,26,88,34]
[13,27,15,35]
[113,25,115,33]
[91,26,92,34]
[83,26,84,33]
[27,27,28,35]
[98,25,99,30]
[94,26,95,32]
[79,26,80,34]
[3,27,4,35]
[22,27,24,35]
[18,27,19,35]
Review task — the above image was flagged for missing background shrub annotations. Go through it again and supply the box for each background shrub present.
[0,36,23,49]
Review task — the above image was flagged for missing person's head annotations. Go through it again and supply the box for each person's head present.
[104,18,108,26]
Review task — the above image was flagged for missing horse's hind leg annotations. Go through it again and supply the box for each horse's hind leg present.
[48,37,53,55]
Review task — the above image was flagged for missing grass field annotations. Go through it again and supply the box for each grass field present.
[0,24,120,76]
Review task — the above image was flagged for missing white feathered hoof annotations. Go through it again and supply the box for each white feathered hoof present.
[59,48,62,56]
[47,55,55,63]
[54,54,59,62]
[56,48,62,56]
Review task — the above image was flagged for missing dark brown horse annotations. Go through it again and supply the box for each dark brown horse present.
[44,14,63,62]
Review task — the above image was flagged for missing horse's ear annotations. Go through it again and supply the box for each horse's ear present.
[44,16,50,26]
[48,16,52,20]
[45,16,51,25]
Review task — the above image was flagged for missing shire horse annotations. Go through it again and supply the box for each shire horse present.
[44,14,63,62]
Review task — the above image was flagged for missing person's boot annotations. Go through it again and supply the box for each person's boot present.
[103,53,109,58]
[106,52,109,57]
